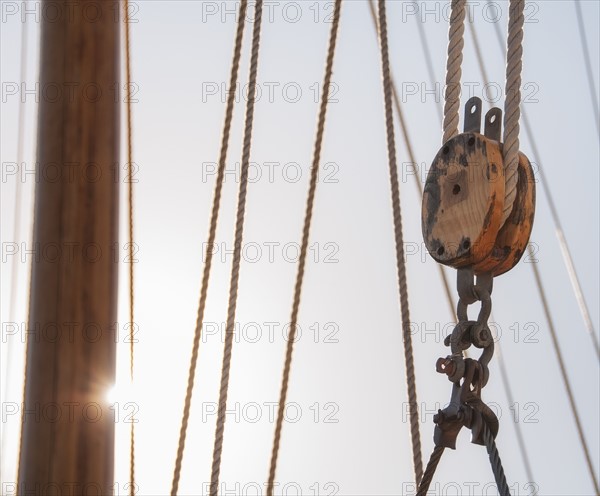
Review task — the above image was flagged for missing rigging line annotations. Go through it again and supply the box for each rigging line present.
[528,244,600,494]
[367,0,456,323]
[501,0,525,225]
[574,0,600,137]
[377,0,423,483]
[123,1,136,495]
[2,5,28,486]
[170,1,249,493]
[468,21,536,490]
[266,2,342,494]
[442,0,466,144]
[482,421,511,496]
[410,1,443,124]
[415,446,445,496]
[486,0,599,359]
[209,1,264,494]
[417,387,512,496]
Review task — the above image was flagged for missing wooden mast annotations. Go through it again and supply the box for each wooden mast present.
[18,0,120,493]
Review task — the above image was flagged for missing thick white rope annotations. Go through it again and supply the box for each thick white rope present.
[442,0,466,144]
[501,0,525,223]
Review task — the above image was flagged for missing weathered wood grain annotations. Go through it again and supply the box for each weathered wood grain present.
[422,133,505,268]
[474,152,536,276]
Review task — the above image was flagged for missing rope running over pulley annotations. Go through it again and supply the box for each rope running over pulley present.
[418,0,534,493]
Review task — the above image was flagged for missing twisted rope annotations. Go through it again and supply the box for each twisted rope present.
[483,422,511,496]
[416,446,445,496]
[442,0,466,144]
[501,0,525,224]
[123,1,136,494]
[377,0,423,484]
[170,2,248,493]
[266,3,342,494]
[209,2,264,494]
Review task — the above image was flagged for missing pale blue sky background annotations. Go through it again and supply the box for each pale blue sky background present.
[1,1,599,495]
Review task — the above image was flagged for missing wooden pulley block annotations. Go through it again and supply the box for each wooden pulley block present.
[422,98,505,268]
[422,97,536,276]
[473,151,536,276]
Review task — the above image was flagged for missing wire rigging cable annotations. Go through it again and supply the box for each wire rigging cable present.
[209,1,264,494]
[267,2,341,493]
[170,2,249,493]
[123,1,136,494]
[376,0,423,483]
[416,446,444,496]
[482,421,511,496]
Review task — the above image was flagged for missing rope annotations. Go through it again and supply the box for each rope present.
[416,424,511,496]
[266,2,341,493]
[442,0,466,144]
[209,1,264,494]
[487,0,599,362]
[416,446,445,496]
[123,1,136,494]
[501,0,525,224]
[482,422,511,496]
[528,245,600,494]
[170,1,248,493]
[377,0,423,483]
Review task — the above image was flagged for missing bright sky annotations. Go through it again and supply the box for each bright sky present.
[1,1,599,495]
